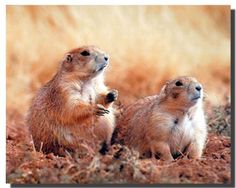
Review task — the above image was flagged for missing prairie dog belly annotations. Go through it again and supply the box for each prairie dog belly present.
[56,107,115,147]
[94,107,115,143]
[168,116,194,155]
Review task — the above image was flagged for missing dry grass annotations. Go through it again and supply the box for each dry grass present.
[7,5,230,112]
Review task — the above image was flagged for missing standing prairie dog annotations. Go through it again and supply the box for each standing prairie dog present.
[116,76,207,161]
[27,45,118,155]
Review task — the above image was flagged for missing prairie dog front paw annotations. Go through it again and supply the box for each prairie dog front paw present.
[95,104,110,116]
[105,89,118,103]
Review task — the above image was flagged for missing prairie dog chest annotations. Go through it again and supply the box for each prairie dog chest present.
[169,115,194,154]
[67,81,96,104]
[80,81,96,103]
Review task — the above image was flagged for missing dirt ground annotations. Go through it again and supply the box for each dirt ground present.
[6,99,231,184]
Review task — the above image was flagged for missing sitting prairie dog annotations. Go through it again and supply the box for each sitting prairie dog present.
[27,45,118,155]
[115,76,207,161]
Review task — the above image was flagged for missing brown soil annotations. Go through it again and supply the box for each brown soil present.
[6,102,231,184]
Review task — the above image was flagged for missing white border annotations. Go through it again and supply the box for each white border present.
[0,1,7,188]
[1,1,234,188]
[2,0,236,6]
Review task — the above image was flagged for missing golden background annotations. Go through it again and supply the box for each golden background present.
[6,6,230,112]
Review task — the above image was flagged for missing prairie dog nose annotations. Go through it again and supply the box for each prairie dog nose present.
[104,56,109,61]
[195,85,202,91]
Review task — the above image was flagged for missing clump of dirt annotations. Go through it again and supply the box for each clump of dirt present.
[6,101,231,184]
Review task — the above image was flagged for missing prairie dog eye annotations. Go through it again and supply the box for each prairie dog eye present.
[175,81,183,86]
[80,50,90,56]
[66,54,73,63]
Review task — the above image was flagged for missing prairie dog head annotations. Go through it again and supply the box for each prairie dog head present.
[159,76,203,110]
[61,45,109,80]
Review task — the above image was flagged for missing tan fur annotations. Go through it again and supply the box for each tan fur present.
[116,76,207,161]
[27,46,118,155]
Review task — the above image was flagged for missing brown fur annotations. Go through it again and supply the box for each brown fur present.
[115,76,207,161]
[27,46,118,155]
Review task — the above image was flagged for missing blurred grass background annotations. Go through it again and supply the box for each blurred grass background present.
[6,5,230,112]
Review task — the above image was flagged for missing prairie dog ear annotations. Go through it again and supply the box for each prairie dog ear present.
[63,53,73,63]
[61,53,74,71]
[160,84,167,95]
[159,80,170,96]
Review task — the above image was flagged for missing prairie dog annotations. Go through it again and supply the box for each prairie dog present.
[27,46,118,155]
[116,76,207,161]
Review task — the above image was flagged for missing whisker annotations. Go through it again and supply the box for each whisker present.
[202,91,209,100]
